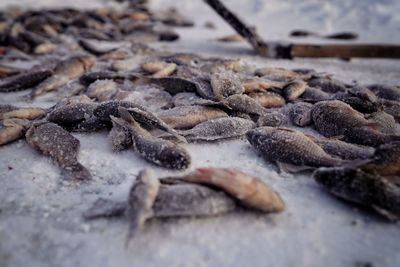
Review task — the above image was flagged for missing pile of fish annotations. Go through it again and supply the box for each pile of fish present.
[1,3,400,242]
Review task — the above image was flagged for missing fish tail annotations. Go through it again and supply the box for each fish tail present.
[62,163,92,181]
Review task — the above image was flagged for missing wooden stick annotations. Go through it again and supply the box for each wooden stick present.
[204,0,400,59]
[203,0,269,56]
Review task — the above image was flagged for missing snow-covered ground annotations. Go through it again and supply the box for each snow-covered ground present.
[1,1,400,267]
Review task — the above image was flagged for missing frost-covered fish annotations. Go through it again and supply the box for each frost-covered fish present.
[29,55,95,99]
[178,117,255,142]
[86,79,119,102]
[366,110,399,135]
[360,141,400,176]
[257,111,287,127]
[314,167,400,221]
[247,127,343,171]
[289,102,313,127]
[125,169,160,245]
[300,86,331,102]
[0,69,52,92]
[379,99,400,123]
[0,107,47,120]
[282,80,306,102]
[307,77,348,93]
[210,71,244,100]
[25,121,91,180]
[157,105,227,129]
[248,92,285,108]
[0,119,30,146]
[367,84,400,101]
[311,100,399,146]
[109,115,133,151]
[223,94,266,116]
[311,137,375,160]
[242,77,285,93]
[118,107,191,169]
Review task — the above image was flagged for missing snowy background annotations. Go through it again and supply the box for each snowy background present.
[0,1,399,267]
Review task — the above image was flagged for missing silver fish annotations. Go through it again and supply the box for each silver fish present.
[178,117,255,142]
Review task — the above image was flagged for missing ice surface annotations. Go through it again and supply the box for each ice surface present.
[1,1,400,267]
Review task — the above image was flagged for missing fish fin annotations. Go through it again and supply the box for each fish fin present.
[62,164,92,181]
[118,107,136,123]
[372,205,400,222]
[83,198,127,220]
[363,121,382,131]
[277,161,314,174]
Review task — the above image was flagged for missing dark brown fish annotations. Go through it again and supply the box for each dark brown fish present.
[47,102,97,127]
[246,127,343,170]
[25,121,91,180]
[366,110,399,135]
[300,86,331,102]
[125,169,160,245]
[257,112,287,127]
[307,77,348,93]
[118,108,191,169]
[109,115,133,151]
[0,69,52,92]
[379,99,400,122]
[93,100,143,121]
[210,71,244,100]
[360,141,400,176]
[314,167,400,221]
[367,84,400,101]
[311,137,375,160]
[289,102,313,127]
[311,100,399,146]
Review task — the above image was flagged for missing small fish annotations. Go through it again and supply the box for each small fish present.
[333,93,380,113]
[0,107,47,120]
[311,137,375,160]
[29,55,95,99]
[307,77,348,93]
[242,77,285,93]
[25,121,91,180]
[300,87,331,102]
[360,141,400,176]
[140,76,200,95]
[33,42,57,55]
[86,79,119,102]
[79,71,128,86]
[289,102,313,127]
[223,94,266,116]
[78,38,126,56]
[215,34,243,42]
[379,99,400,123]
[210,71,244,100]
[118,108,191,169]
[157,105,228,129]
[0,69,52,92]
[247,127,343,171]
[123,107,186,143]
[177,168,285,212]
[247,92,286,108]
[0,119,30,146]
[254,67,300,80]
[367,84,400,101]
[311,100,399,146]
[84,181,236,219]
[314,167,400,221]
[257,111,287,127]
[47,102,98,127]
[109,115,133,151]
[153,182,236,217]
[366,110,399,135]
[125,169,160,245]
[141,61,177,78]
[178,117,255,142]
[282,80,307,102]
[93,100,143,121]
